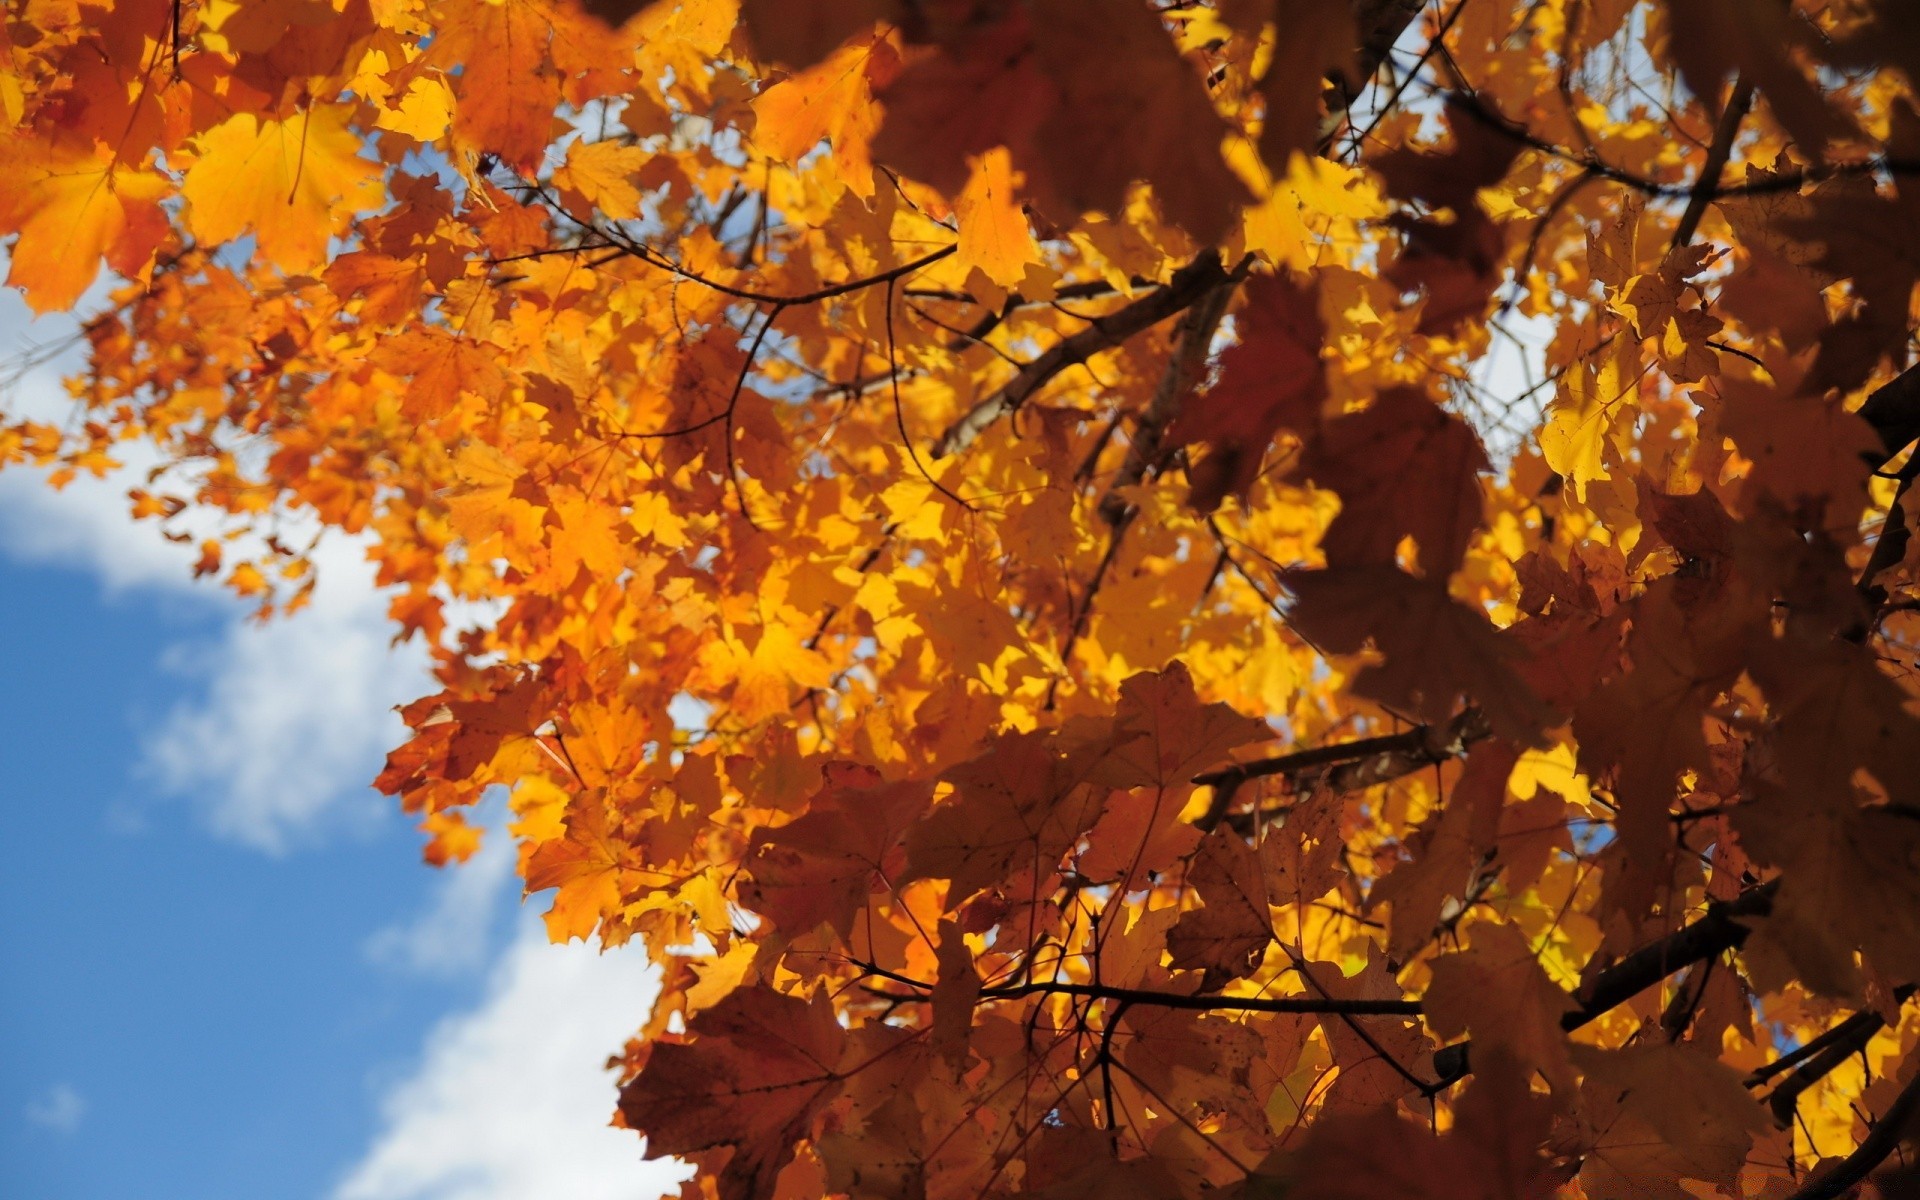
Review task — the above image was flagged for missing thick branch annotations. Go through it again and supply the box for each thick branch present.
[930,252,1231,457]
[1761,986,1917,1128]
[981,979,1421,1017]
[1194,708,1490,793]
[1784,1062,1920,1200]
[1671,75,1754,250]
[1431,882,1780,1084]
[851,958,1419,1017]
[1095,278,1236,525]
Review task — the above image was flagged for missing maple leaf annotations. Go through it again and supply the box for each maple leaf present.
[1574,573,1761,866]
[1303,949,1432,1113]
[181,105,382,273]
[1241,0,1357,172]
[739,0,896,69]
[554,137,653,220]
[1290,1048,1574,1200]
[1167,824,1275,990]
[619,985,850,1200]
[752,29,901,200]
[1369,741,1516,961]
[1568,1042,1770,1200]
[1303,387,1491,576]
[872,0,1250,243]
[1101,662,1276,789]
[1423,920,1578,1093]
[1663,0,1855,156]
[902,726,1119,907]
[739,762,932,942]
[1370,99,1524,334]
[928,919,979,1068]
[523,790,629,942]
[0,132,168,312]
[1166,271,1328,512]
[954,147,1042,293]
[1284,565,1556,746]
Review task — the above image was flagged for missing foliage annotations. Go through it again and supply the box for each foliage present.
[8,0,1920,1196]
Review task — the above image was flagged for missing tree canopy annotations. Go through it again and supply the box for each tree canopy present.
[9,0,1920,1196]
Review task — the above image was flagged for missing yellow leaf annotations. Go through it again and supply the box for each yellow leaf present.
[556,138,652,220]
[182,105,383,273]
[375,75,457,142]
[1539,355,1629,502]
[955,147,1039,291]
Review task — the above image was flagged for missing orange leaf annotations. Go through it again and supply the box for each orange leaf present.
[0,133,168,312]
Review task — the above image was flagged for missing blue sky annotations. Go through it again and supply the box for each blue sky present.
[0,294,687,1199]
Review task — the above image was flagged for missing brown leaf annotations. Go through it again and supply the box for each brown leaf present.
[1369,742,1516,961]
[1663,0,1855,156]
[738,0,900,68]
[1168,823,1274,989]
[904,727,1117,906]
[1292,1048,1573,1200]
[1099,661,1276,789]
[1251,0,1357,171]
[1167,272,1328,512]
[1303,387,1491,575]
[1284,565,1556,746]
[872,0,1250,242]
[1568,1042,1770,1200]
[619,985,851,1200]
[1423,921,1578,1093]
[929,919,979,1068]
[739,762,933,941]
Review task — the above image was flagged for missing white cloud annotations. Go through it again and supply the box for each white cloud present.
[0,299,432,853]
[336,923,689,1200]
[366,814,516,977]
[138,534,429,852]
[24,1083,86,1134]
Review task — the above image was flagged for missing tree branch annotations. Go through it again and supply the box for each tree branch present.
[849,957,1420,1017]
[1431,881,1780,1085]
[1783,1061,1920,1200]
[1193,708,1490,794]
[1671,74,1754,250]
[1761,987,1917,1128]
[930,252,1232,457]
[982,979,1421,1017]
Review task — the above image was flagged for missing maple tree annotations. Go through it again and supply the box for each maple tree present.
[14,0,1920,1195]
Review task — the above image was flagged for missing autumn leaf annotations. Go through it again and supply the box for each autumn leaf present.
[1285,565,1556,745]
[1303,386,1491,575]
[1369,741,1516,961]
[1423,920,1577,1093]
[619,985,851,1200]
[752,28,901,199]
[1569,1042,1770,1200]
[1167,823,1274,990]
[739,763,932,941]
[1291,1048,1573,1200]
[954,147,1041,292]
[1167,271,1327,511]
[903,726,1117,907]
[181,105,382,273]
[524,791,629,942]
[0,132,168,312]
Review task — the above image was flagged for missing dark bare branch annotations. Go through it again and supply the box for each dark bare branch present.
[931,252,1232,458]
[1783,1060,1920,1200]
